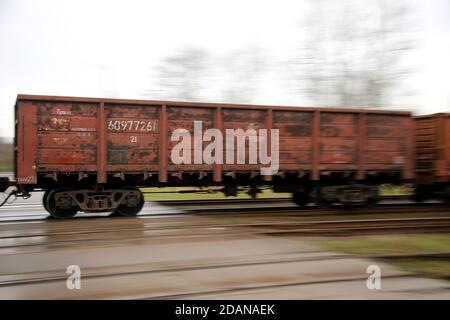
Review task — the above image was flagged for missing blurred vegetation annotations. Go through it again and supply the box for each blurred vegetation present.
[142,184,409,200]
[378,184,412,196]
[318,235,450,280]
[0,138,13,172]
[142,187,290,200]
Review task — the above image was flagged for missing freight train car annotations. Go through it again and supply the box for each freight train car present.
[5,95,414,218]
[414,113,450,202]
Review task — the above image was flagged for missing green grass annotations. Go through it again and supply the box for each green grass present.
[141,184,411,201]
[0,165,13,173]
[141,186,291,200]
[319,234,450,256]
[379,184,413,196]
[317,235,450,280]
[393,260,450,280]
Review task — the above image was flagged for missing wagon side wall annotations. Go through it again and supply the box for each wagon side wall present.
[15,95,414,187]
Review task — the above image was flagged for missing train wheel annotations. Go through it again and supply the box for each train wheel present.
[364,186,379,207]
[42,189,52,211]
[46,189,78,219]
[292,192,310,207]
[115,188,144,217]
[314,186,332,208]
[365,196,379,208]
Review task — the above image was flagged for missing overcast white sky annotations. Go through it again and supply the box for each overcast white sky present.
[0,0,449,137]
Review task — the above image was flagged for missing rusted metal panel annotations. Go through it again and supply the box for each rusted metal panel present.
[278,151,311,164]
[105,104,159,172]
[107,147,158,165]
[166,106,215,173]
[36,101,98,116]
[278,137,312,151]
[365,152,405,164]
[37,116,97,132]
[222,109,266,122]
[320,151,355,164]
[38,131,97,149]
[34,101,99,173]
[367,139,401,151]
[274,111,312,132]
[38,149,96,164]
[320,112,358,167]
[320,125,357,137]
[321,113,357,124]
[273,110,313,172]
[321,138,357,151]
[168,120,213,132]
[275,124,312,137]
[221,108,266,173]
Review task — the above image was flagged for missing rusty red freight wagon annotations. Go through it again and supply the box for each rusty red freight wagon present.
[8,94,414,218]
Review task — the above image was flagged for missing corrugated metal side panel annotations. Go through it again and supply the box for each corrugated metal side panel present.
[167,105,215,172]
[319,112,358,168]
[434,115,450,181]
[36,101,98,169]
[415,116,436,182]
[364,114,410,169]
[220,108,266,172]
[105,104,160,169]
[273,110,313,170]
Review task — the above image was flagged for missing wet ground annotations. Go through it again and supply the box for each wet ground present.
[0,200,449,299]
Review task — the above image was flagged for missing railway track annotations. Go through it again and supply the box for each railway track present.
[0,194,412,209]
[0,201,448,229]
[1,215,450,256]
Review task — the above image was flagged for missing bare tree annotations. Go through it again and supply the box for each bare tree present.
[145,47,210,101]
[293,0,416,108]
[220,46,266,104]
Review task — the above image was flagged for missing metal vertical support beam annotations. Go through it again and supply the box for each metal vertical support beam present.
[445,115,450,181]
[405,116,415,181]
[263,108,273,182]
[213,107,222,182]
[357,113,366,180]
[159,104,168,183]
[435,116,442,178]
[311,111,320,180]
[16,101,37,184]
[97,101,107,184]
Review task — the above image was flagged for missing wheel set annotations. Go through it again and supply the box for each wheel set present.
[42,187,145,219]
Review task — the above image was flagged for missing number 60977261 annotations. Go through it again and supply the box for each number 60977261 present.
[107,120,157,132]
